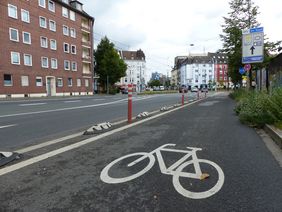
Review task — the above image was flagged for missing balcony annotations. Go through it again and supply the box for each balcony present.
[82,40,91,47]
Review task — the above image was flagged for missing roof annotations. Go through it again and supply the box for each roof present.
[53,0,94,21]
[120,49,146,61]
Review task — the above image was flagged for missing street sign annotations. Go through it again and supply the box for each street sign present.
[239,67,245,75]
[242,27,264,64]
[244,64,251,71]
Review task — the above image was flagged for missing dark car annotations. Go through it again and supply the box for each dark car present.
[179,85,188,93]
[120,88,128,94]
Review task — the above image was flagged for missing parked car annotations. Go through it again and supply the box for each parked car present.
[146,87,153,91]
[179,85,188,93]
[159,86,165,91]
[201,87,208,92]
[191,86,198,92]
[120,88,128,94]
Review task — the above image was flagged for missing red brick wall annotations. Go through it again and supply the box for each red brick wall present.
[0,0,93,95]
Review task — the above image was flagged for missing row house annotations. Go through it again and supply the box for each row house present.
[0,0,94,98]
[119,49,147,92]
[173,52,230,88]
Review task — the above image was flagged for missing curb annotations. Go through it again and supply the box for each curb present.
[264,124,282,149]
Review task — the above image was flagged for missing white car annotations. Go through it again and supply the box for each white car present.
[191,87,198,92]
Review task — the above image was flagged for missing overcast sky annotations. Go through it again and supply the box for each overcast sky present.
[81,0,282,76]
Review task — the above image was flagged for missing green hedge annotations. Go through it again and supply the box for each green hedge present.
[232,88,282,128]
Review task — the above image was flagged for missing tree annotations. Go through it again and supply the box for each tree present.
[94,37,127,92]
[220,0,281,87]
[148,80,161,87]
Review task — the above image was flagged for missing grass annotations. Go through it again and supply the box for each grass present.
[137,90,178,95]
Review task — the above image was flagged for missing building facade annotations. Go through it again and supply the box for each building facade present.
[0,0,94,98]
[174,53,229,88]
[119,49,146,92]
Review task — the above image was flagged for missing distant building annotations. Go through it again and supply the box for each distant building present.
[208,53,229,88]
[0,0,94,98]
[173,52,230,88]
[119,49,146,92]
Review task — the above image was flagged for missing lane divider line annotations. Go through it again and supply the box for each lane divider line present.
[0,124,17,129]
[0,98,203,177]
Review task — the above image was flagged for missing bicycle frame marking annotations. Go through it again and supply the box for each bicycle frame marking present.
[100,143,225,199]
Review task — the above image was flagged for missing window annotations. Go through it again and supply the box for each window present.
[71,45,76,54]
[77,79,81,87]
[69,11,75,21]
[50,39,57,50]
[63,43,69,53]
[57,78,63,87]
[68,78,72,86]
[21,76,29,86]
[85,79,89,87]
[51,58,58,69]
[4,74,13,86]
[64,60,70,70]
[9,28,19,42]
[38,0,46,8]
[22,32,31,44]
[11,52,20,65]
[70,28,76,38]
[48,0,55,12]
[8,4,17,19]
[39,16,47,28]
[41,57,48,68]
[71,61,77,71]
[40,37,48,48]
[36,77,43,86]
[63,25,69,36]
[62,0,69,3]
[62,7,68,18]
[24,54,32,66]
[21,9,30,23]
[49,20,56,31]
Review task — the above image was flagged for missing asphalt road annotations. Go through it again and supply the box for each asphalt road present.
[0,93,199,150]
[0,92,281,211]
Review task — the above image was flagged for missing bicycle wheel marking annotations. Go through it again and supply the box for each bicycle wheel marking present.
[100,152,155,184]
[100,144,225,199]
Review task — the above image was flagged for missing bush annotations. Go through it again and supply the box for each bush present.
[235,91,276,127]
[268,88,282,121]
[229,88,248,101]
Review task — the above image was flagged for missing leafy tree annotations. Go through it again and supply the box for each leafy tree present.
[148,80,161,87]
[220,0,281,86]
[94,37,127,91]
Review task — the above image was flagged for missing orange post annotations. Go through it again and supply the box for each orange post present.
[182,89,184,106]
[128,84,133,123]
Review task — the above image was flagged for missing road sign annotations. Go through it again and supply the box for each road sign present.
[239,67,245,75]
[244,64,251,71]
[242,27,264,64]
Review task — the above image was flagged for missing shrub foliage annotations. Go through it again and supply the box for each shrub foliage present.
[232,88,282,128]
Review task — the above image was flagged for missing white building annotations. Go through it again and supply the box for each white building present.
[179,54,215,88]
[119,49,147,92]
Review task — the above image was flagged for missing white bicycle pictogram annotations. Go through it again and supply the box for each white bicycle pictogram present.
[100,144,224,199]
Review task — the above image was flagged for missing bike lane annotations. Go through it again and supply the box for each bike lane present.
[0,93,282,211]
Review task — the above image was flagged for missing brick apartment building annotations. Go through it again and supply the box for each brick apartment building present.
[0,0,94,98]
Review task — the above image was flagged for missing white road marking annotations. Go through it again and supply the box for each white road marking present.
[0,98,203,176]
[0,124,17,129]
[0,99,127,118]
[64,100,81,103]
[19,103,46,106]
[16,132,83,154]
[93,99,106,101]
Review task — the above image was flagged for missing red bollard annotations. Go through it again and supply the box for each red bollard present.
[182,89,184,106]
[128,84,133,123]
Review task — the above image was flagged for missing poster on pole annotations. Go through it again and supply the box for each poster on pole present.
[242,27,264,64]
